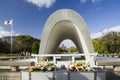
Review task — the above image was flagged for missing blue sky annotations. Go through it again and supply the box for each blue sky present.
[0,0,120,40]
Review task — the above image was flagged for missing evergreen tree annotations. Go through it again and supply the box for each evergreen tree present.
[68,46,78,53]
[32,42,39,54]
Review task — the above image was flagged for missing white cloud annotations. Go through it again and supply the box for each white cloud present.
[92,0,102,3]
[91,31,104,39]
[80,0,86,3]
[0,26,11,38]
[26,0,56,8]
[109,25,120,32]
[0,26,19,38]
[80,0,102,4]
[91,25,120,39]
[26,0,102,9]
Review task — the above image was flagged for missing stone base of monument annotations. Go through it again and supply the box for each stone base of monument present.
[69,72,94,80]
[21,71,53,80]
[95,71,106,80]
[55,71,68,80]
[70,71,105,80]
[21,70,106,80]
[21,71,29,80]
[92,67,106,80]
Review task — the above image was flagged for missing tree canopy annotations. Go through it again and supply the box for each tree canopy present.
[1,31,120,55]
[0,35,40,54]
[92,32,120,54]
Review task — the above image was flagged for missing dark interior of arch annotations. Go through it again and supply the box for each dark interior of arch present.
[44,20,84,54]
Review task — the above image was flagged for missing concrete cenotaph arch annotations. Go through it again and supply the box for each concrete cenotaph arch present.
[39,9,95,66]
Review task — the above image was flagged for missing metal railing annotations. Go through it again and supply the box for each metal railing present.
[32,53,98,67]
[97,54,120,58]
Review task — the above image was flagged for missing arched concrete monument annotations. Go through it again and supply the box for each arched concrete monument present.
[39,9,94,66]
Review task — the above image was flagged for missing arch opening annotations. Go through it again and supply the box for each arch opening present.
[57,39,79,54]
[41,20,84,54]
[60,39,76,48]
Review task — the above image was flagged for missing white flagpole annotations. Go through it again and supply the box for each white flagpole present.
[10,19,13,54]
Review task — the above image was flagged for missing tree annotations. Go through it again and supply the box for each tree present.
[101,32,119,53]
[12,42,23,53]
[16,35,40,53]
[100,41,109,54]
[0,39,10,53]
[92,31,120,54]
[68,46,78,53]
[0,35,40,54]
[57,44,67,53]
[32,42,39,54]
[92,39,101,53]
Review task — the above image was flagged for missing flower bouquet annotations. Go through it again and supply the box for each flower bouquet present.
[28,60,55,72]
[68,60,90,72]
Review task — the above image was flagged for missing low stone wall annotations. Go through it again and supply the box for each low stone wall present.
[0,70,120,80]
[0,71,21,80]
[21,71,106,80]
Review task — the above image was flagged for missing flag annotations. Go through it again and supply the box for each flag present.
[4,19,13,25]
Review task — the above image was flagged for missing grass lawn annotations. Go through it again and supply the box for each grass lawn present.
[0,53,22,57]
